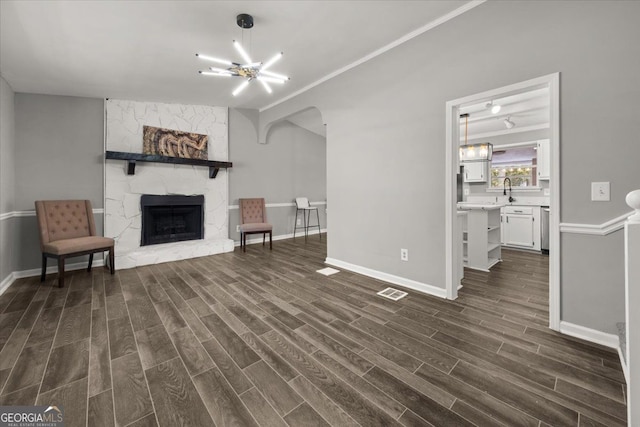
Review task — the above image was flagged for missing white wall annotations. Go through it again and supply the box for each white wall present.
[258,1,640,334]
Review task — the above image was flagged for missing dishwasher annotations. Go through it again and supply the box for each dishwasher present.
[541,206,550,254]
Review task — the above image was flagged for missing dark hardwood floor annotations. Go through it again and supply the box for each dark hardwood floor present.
[0,236,627,426]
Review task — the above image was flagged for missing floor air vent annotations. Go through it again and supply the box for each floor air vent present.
[377,287,408,301]
[316,267,340,276]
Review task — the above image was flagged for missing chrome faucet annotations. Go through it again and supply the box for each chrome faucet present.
[503,178,515,203]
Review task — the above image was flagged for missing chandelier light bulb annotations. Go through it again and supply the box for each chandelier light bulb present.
[199,71,232,77]
[260,70,289,81]
[209,67,233,74]
[232,80,250,96]
[233,40,253,64]
[257,76,286,84]
[196,54,232,66]
[262,52,283,71]
[259,79,273,94]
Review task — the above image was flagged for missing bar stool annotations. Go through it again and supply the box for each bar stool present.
[293,197,321,241]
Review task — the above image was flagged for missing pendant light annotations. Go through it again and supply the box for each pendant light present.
[459,113,493,162]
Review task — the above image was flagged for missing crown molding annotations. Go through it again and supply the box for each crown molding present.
[259,0,486,112]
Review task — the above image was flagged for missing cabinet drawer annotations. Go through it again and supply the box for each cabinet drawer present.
[504,206,533,215]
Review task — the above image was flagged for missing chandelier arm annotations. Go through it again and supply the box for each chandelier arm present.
[233,40,253,64]
[259,79,273,94]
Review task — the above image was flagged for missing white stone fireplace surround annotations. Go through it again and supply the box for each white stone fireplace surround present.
[105,99,233,269]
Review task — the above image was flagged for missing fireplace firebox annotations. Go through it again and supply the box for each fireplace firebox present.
[141,195,204,246]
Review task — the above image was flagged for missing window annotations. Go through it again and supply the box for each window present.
[489,145,538,189]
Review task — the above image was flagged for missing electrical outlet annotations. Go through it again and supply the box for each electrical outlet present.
[591,182,610,202]
[236,225,240,232]
[464,188,470,196]
[400,248,409,261]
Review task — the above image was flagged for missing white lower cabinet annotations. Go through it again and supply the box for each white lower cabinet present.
[501,206,540,250]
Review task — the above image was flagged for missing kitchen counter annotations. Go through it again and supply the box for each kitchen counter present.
[457,202,505,210]
[464,195,549,207]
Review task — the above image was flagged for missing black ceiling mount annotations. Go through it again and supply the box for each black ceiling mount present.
[236,14,254,29]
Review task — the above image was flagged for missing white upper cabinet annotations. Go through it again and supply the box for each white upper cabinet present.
[463,161,487,183]
[537,139,550,180]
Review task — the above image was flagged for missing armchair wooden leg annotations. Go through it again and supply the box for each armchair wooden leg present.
[41,254,47,282]
[269,231,272,250]
[109,247,115,275]
[87,253,94,272]
[263,233,266,246]
[58,256,66,288]
[243,233,247,252]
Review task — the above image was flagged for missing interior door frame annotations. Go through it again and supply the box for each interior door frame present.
[444,73,561,331]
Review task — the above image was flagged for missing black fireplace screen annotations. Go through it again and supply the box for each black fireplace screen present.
[141,195,204,246]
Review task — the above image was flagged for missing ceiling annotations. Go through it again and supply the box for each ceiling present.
[459,87,550,141]
[0,1,470,110]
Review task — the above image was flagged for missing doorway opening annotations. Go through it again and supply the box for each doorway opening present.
[445,73,560,331]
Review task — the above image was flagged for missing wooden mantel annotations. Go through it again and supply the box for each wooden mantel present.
[105,151,232,179]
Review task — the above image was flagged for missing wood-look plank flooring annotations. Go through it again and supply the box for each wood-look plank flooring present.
[0,235,627,426]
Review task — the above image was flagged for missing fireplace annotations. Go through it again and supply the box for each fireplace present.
[141,195,204,246]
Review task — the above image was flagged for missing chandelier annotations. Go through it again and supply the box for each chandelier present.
[196,14,289,97]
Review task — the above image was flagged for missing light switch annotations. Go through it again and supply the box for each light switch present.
[591,182,610,201]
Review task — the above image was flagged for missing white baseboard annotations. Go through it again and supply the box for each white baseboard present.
[324,257,447,299]
[0,259,105,296]
[0,272,16,295]
[235,228,327,247]
[558,321,619,349]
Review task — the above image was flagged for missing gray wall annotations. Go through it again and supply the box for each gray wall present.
[14,94,104,271]
[561,232,625,333]
[0,76,16,282]
[258,1,640,334]
[15,94,104,210]
[229,108,326,242]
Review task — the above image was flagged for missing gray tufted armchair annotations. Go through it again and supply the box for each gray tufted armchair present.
[35,200,115,287]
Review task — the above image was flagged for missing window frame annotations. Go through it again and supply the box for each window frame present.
[485,141,542,192]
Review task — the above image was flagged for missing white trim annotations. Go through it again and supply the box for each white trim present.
[0,259,105,296]
[259,0,486,112]
[228,201,326,210]
[0,208,104,221]
[559,211,633,236]
[0,272,15,295]
[235,228,327,246]
[324,257,447,300]
[558,321,619,349]
[549,73,561,331]
[445,73,561,330]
